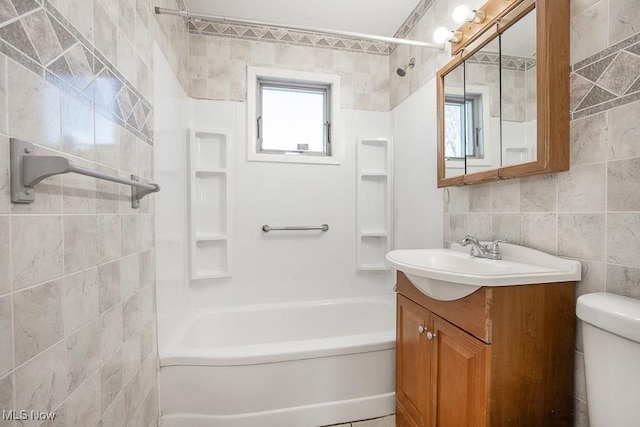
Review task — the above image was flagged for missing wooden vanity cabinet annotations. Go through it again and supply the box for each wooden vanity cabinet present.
[395,271,576,427]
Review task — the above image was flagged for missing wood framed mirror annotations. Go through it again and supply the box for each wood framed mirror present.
[437,0,569,187]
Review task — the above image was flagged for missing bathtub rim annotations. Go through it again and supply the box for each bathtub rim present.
[159,294,396,367]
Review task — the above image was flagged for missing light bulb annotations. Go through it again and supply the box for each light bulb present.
[433,27,463,44]
[452,5,472,24]
[433,27,452,44]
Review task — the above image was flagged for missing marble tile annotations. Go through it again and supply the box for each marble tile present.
[520,174,557,213]
[97,215,121,263]
[63,215,97,274]
[574,350,587,402]
[95,165,120,214]
[0,136,9,214]
[119,254,138,300]
[99,392,124,427]
[13,279,64,366]
[570,112,607,166]
[558,213,605,261]
[100,303,122,363]
[95,112,119,170]
[100,349,122,413]
[0,217,10,296]
[65,370,101,427]
[520,213,557,254]
[467,214,492,241]
[569,0,608,64]
[491,213,520,244]
[469,183,491,213]
[576,260,605,297]
[98,261,121,315]
[66,318,101,393]
[0,372,14,427]
[609,0,640,44]
[608,157,640,211]
[607,213,640,267]
[491,180,520,213]
[94,0,117,65]
[596,51,640,96]
[120,215,137,256]
[7,60,61,149]
[15,341,68,416]
[50,0,94,44]
[557,163,606,212]
[138,249,154,291]
[0,296,12,377]
[447,186,469,214]
[61,93,95,160]
[608,100,640,160]
[136,215,153,251]
[606,264,640,298]
[121,330,141,385]
[140,385,158,427]
[119,127,137,174]
[570,73,594,112]
[0,1,17,24]
[62,158,97,214]
[449,214,468,241]
[139,319,155,362]
[574,397,589,427]
[118,0,135,45]
[63,268,99,334]
[122,289,148,341]
[11,215,63,290]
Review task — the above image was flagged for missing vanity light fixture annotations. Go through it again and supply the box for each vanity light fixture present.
[433,27,463,44]
[452,5,487,24]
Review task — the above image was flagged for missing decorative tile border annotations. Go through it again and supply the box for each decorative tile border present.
[571,32,640,120]
[188,19,391,55]
[466,51,536,71]
[0,0,154,144]
[393,0,434,43]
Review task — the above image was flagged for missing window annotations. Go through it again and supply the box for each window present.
[444,94,484,159]
[247,67,341,165]
[258,80,331,156]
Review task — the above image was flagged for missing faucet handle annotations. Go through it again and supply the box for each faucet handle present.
[489,238,507,253]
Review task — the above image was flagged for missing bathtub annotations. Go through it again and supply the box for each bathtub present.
[159,295,396,427]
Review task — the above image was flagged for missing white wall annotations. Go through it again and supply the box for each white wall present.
[153,44,190,348]
[186,101,395,308]
[392,79,444,249]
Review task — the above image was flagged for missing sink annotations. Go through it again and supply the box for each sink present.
[386,243,581,301]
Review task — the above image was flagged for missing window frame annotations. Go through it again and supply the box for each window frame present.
[247,66,342,165]
[256,79,331,157]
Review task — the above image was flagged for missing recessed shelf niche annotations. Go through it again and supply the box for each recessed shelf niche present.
[188,129,233,281]
[356,138,393,270]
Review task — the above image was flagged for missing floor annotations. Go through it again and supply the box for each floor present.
[327,415,395,427]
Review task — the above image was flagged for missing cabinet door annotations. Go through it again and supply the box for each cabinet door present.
[431,314,489,427]
[396,295,431,427]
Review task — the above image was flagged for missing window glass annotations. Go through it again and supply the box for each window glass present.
[258,81,330,156]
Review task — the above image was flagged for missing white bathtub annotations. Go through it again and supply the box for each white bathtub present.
[159,295,396,427]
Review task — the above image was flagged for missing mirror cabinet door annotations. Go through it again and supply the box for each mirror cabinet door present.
[443,62,466,178]
[464,37,501,174]
[500,8,537,166]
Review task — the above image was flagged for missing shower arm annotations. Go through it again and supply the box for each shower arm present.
[154,7,445,50]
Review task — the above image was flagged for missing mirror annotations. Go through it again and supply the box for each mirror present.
[500,10,537,166]
[443,62,465,178]
[464,37,500,175]
[437,0,569,187]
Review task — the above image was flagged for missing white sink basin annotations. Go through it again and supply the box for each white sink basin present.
[386,243,581,301]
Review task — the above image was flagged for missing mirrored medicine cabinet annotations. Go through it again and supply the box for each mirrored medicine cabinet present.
[436,0,569,187]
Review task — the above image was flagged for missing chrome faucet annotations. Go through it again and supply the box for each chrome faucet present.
[459,235,506,260]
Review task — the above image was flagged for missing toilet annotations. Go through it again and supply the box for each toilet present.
[576,292,640,427]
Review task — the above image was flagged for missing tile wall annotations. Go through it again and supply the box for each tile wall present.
[187,32,390,111]
[437,1,640,425]
[0,0,187,426]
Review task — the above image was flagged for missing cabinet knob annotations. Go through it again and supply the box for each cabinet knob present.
[418,325,425,334]
[426,331,437,340]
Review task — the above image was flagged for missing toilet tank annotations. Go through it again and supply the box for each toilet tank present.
[576,292,640,427]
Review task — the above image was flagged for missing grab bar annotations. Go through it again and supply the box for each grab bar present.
[10,138,161,209]
[262,224,329,232]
